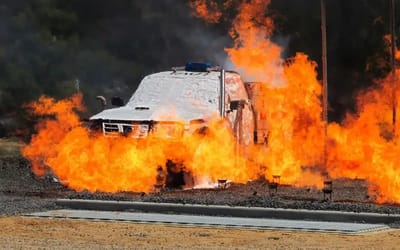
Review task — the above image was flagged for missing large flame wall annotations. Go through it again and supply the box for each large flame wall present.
[22,0,400,203]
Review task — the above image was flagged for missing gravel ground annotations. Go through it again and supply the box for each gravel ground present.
[1,156,400,217]
[0,157,68,215]
[69,182,400,215]
[0,195,58,216]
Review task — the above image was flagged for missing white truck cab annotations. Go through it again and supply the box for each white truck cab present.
[90,62,255,146]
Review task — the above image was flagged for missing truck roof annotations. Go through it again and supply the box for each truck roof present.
[90,70,238,123]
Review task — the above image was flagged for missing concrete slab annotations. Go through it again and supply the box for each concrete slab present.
[28,209,389,234]
[56,199,400,224]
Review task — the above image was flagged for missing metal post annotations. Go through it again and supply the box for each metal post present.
[220,69,226,118]
[390,0,397,135]
[321,0,328,170]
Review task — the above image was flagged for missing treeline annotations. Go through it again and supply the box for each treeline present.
[0,0,229,123]
[0,0,397,136]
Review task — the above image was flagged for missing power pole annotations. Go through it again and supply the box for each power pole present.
[321,0,328,170]
[390,0,397,135]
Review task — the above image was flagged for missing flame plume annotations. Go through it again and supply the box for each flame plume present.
[22,1,400,203]
[190,0,400,202]
[23,95,256,192]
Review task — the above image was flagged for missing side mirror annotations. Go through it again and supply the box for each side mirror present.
[111,96,124,107]
[230,100,240,110]
[96,96,107,108]
[229,100,246,110]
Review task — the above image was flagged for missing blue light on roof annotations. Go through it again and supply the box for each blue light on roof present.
[185,62,213,72]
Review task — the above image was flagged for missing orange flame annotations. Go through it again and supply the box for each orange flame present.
[225,0,281,83]
[325,35,400,202]
[190,0,400,203]
[189,0,222,24]
[327,68,400,203]
[206,0,324,187]
[23,0,400,204]
[247,53,325,188]
[23,0,325,193]
[23,94,85,176]
[23,95,258,192]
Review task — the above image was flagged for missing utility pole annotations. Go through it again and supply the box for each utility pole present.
[390,0,397,135]
[321,0,328,170]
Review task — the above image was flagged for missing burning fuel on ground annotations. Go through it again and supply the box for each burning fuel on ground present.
[22,0,400,204]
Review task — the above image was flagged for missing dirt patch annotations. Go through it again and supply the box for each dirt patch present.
[0,217,399,249]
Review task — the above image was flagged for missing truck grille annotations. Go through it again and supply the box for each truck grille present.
[103,123,119,134]
[102,122,149,138]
